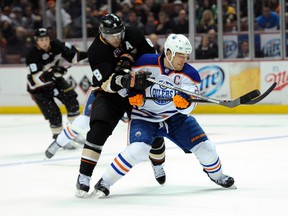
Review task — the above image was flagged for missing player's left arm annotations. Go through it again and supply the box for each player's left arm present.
[56,39,87,63]
[128,27,156,57]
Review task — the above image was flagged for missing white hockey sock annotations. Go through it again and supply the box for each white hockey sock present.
[56,115,90,147]
[191,140,223,180]
[103,142,151,186]
[56,125,77,147]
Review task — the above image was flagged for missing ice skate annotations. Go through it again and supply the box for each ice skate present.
[44,141,61,159]
[75,173,91,198]
[74,134,86,145]
[203,169,236,189]
[62,142,77,150]
[90,178,110,198]
[152,164,166,185]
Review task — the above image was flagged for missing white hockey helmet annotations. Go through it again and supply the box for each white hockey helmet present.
[164,34,192,57]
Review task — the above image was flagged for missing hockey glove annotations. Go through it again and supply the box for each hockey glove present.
[116,53,135,71]
[49,66,67,78]
[173,92,192,109]
[128,90,145,107]
[121,70,152,90]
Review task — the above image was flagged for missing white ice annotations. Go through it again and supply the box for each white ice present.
[0,114,288,216]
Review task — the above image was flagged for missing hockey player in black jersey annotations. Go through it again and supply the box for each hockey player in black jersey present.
[26,28,87,151]
[75,14,166,198]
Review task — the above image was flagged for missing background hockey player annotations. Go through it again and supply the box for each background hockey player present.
[44,85,130,159]
[75,14,167,198]
[92,34,236,198]
[26,28,87,152]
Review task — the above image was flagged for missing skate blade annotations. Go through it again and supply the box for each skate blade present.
[227,184,237,189]
[75,190,90,198]
[90,190,107,198]
[62,142,77,150]
[43,154,52,160]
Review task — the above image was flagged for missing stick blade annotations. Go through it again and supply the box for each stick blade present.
[245,82,277,105]
[239,89,261,104]
[219,89,260,108]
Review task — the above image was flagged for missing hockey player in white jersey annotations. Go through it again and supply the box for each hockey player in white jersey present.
[91,34,236,197]
[44,86,130,159]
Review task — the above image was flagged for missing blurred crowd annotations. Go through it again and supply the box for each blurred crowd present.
[0,0,285,64]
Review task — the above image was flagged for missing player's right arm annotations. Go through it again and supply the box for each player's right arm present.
[87,40,115,90]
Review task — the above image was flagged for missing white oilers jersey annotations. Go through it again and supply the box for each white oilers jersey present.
[131,54,201,122]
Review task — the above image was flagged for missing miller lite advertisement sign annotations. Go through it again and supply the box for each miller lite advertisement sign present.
[260,34,281,58]
[260,61,288,104]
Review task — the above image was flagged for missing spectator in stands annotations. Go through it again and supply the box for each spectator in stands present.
[142,0,161,21]
[0,5,15,40]
[10,6,25,27]
[222,0,237,32]
[195,0,217,28]
[256,3,279,31]
[119,2,131,24]
[132,0,147,25]
[196,9,217,33]
[65,0,82,21]
[69,6,100,38]
[147,33,163,54]
[173,9,189,34]
[44,0,72,38]
[196,34,218,59]
[22,5,42,31]
[0,10,7,64]
[207,29,218,58]
[237,40,249,58]
[170,0,185,21]
[155,11,174,35]
[0,4,22,62]
[239,0,248,31]
[144,12,158,35]
[125,10,145,34]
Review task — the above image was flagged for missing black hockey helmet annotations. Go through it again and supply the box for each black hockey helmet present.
[99,14,125,35]
[34,28,50,41]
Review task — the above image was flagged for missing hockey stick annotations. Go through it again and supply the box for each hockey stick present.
[65,58,88,70]
[144,97,216,103]
[146,77,261,108]
[245,82,277,104]
[145,81,277,107]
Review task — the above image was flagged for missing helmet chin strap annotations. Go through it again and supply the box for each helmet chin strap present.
[165,53,175,70]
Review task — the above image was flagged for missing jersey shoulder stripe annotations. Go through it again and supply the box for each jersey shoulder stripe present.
[134,54,160,67]
[181,64,201,83]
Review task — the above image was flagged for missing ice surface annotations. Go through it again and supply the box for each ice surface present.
[1,114,288,216]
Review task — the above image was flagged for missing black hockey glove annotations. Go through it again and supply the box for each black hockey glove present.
[120,70,152,90]
[49,66,67,78]
[107,70,152,92]
[115,53,135,72]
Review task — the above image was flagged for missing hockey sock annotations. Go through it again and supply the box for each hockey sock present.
[56,125,79,147]
[79,141,103,177]
[56,115,90,147]
[192,140,223,180]
[102,142,151,186]
[149,137,165,166]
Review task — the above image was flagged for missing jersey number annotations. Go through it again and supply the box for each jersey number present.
[93,69,102,81]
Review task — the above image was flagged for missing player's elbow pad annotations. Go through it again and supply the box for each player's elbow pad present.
[101,73,122,93]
